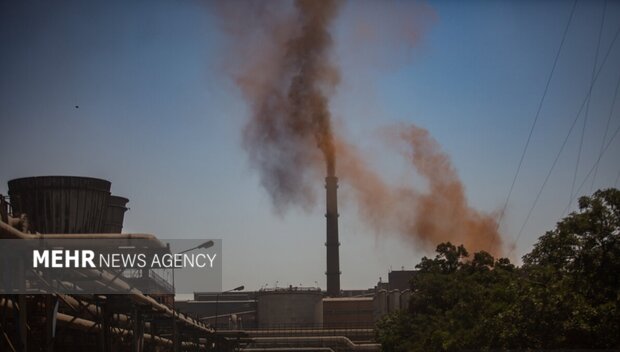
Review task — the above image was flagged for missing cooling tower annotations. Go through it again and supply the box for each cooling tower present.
[103,195,129,233]
[8,176,111,234]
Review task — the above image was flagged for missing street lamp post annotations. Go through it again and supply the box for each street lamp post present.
[214,285,244,351]
[171,240,215,352]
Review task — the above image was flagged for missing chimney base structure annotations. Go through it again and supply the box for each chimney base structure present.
[325,176,340,297]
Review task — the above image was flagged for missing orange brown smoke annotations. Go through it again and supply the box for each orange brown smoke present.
[337,126,503,256]
[215,1,503,256]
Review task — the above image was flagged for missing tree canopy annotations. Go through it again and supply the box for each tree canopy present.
[376,188,620,351]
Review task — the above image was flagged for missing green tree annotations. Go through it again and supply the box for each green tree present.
[376,188,620,351]
[522,188,620,348]
[378,242,517,351]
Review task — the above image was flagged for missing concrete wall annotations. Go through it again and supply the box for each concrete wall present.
[387,270,416,291]
[323,297,374,328]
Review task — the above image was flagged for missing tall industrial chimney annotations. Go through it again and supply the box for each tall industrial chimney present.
[325,174,340,297]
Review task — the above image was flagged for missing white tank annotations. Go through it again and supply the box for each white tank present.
[256,288,323,328]
[388,290,400,312]
[400,289,411,311]
[373,289,388,321]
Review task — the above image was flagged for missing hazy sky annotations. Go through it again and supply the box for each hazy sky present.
[2,0,620,291]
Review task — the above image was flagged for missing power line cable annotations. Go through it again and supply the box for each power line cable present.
[566,72,620,217]
[592,5,619,190]
[561,121,620,216]
[508,21,620,256]
[571,0,606,202]
[494,0,578,235]
[585,71,620,199]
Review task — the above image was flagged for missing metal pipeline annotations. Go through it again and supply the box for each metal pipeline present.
[242,349,335,352]
[0,220,213,334]
[242,336,381,351]
[58,294,151,330]
[0,298,206,350]
[7,294,136,330]
[0,219,162,243]
[229,328,375,336]
[74,268,212,334]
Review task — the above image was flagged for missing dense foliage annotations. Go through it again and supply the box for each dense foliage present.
[376,189,620,351]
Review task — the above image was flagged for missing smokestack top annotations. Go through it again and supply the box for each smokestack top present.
[327,158,335,177]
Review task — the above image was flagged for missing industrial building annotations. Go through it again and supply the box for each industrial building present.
[0,175,415,351]
[0,176,213,351]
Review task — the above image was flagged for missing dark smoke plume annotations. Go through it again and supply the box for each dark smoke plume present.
[217,0,340,211]
[216,1,504,255]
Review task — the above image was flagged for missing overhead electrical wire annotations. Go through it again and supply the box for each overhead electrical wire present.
[561,120,620,217]
[508,21,620,256]
[494,0,578,237]
[579,70,620,211]
[570,0,606,204]
[592,10,620,189]
[567,71,620,216]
